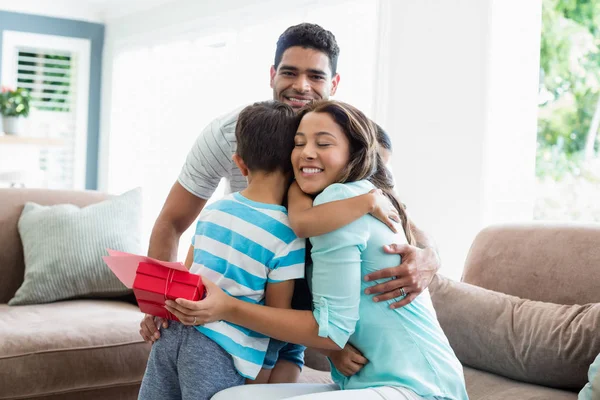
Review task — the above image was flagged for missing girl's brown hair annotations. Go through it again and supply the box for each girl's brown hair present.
[296,100,415,245]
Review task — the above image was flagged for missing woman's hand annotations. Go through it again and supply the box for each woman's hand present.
[164,278,234,326]
[368,189,399,233]
[328,343,368,377]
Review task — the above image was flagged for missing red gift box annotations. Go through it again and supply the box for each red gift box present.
[133,262,205,321]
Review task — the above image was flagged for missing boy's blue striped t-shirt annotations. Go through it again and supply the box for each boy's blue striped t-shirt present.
[189,192,305,379]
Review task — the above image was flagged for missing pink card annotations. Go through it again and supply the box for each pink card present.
[102,249,188,288]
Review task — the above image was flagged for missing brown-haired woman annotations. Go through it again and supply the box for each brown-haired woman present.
[170,101,468,400]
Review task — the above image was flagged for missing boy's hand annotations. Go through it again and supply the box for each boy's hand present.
[328,343,368,377]
[369,189,399,233]
[139,314,169,344]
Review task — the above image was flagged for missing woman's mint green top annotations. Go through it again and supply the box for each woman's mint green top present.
[579,353,600,399]
[310,180,468,400]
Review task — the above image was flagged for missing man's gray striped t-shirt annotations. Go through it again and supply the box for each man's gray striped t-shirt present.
[178,105,248,199]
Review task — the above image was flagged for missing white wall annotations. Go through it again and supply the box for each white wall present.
[482,0,542,226]
[0,0,178,23]
[0,0,104,23]
[376,0,542,278]
[98,0,374,193]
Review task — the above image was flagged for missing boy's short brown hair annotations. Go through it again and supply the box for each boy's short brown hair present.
[235,101,297,174]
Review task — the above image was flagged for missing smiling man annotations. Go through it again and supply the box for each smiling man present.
[142,22,442,383]
[271,33,339,109]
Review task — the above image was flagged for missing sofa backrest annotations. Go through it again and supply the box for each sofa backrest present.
[462,223,600,305]
[0,188,110,303]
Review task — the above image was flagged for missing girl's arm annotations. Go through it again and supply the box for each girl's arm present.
[174,246,334,348]
[167,286,340,350]
[226,298,340,350]
[287,181,398,238]
[166,185,366,352]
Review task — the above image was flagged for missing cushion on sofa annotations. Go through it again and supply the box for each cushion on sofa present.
[0,188,111,304]
[462,224,600,306]
[9,188,143,305]
[464,366,577,400]
[0,300,150,400]
[304,347,332,372]
[430,274,600,391]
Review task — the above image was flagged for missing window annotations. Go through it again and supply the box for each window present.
[1,31,90,189]
[18,49,73,112]
[536,0,600,222]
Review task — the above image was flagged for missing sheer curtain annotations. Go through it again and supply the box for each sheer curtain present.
[105,0,379,260]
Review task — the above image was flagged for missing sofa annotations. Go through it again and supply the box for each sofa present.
[0,188,329,399]
[429,223,599,399]
[1,188,597,399]
[0,188,150,400]
[298,224,600,399]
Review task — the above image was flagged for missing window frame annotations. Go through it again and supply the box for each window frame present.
[1,30,91,189]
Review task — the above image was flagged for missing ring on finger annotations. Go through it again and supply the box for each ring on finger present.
[399,287,406,297]
[193,316,197,325]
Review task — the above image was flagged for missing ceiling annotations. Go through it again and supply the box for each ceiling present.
[0,0,178,23]
[76,0,177,20]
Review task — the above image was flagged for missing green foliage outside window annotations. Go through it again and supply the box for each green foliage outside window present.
[538,0,600,179]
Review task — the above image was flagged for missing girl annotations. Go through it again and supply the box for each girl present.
[166,101,468,399]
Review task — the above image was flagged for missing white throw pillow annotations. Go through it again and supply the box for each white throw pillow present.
[9,188,142,305]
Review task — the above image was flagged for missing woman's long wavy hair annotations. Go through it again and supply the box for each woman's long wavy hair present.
[296,100,415,245]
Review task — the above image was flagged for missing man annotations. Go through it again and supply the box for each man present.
[140,22,440,367]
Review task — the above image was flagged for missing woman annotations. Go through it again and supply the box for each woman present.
[165,101,468,400]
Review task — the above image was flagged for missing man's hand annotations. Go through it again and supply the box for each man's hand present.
[139,314,169,344]
[328,344,368,377]
[364,243,440,309]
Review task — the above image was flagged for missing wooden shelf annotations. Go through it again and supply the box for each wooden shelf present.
[0,135,64,146]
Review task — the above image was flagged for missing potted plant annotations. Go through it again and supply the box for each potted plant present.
[0,86,31,135]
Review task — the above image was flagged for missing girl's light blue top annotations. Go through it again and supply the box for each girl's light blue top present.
[309,180,468,400]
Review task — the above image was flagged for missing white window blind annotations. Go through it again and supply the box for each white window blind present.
[16,48,78,189]
[17,49,73,112]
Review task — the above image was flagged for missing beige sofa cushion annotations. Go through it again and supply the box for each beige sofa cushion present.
[0,188,111,303]
[462,224,600,306]
[464,366,577,400]
[304,348,331,372]
[430,274,599,391]
[9,188,142,305]
[0,300,150,399]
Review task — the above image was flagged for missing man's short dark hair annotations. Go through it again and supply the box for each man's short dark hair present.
[274,23,340,76]
[375,123,392,151]
[235,101,297,174]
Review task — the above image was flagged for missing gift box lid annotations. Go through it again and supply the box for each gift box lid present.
[137,262,202,286]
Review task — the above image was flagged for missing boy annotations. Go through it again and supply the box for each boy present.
[139,101,305,400]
